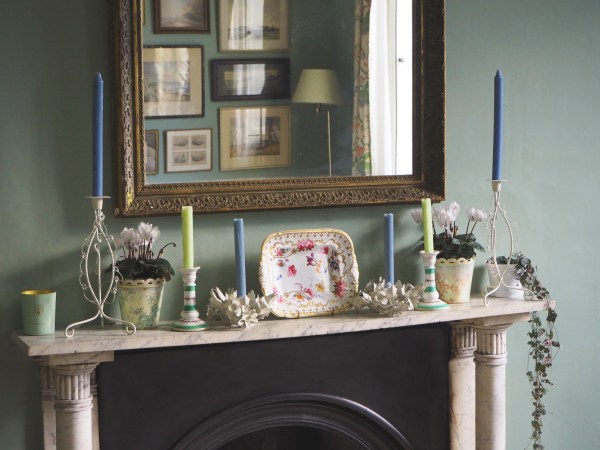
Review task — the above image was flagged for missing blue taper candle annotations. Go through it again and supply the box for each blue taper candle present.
[492,69,503,181]
[234,218,246,297]
[92,73,103,196]
[384,213,394,284]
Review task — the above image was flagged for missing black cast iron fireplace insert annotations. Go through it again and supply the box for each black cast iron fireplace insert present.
[98,324,449,449]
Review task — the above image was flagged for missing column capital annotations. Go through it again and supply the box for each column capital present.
[450,323,477,357]
[474,323,511,366]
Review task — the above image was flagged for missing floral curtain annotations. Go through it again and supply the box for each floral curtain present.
[352,0,372,176]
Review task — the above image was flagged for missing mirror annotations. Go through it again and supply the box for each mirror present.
[113,0,445,217]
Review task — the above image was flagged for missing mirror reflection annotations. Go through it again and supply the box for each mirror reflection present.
[113,0,445,216]
[141,0,412,185]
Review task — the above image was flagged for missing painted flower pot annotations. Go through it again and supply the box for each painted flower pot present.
[435,258,475,304]
[486,263,523,299]
[117,278,165,329]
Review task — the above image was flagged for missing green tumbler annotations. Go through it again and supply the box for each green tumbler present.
[21,290,56,336]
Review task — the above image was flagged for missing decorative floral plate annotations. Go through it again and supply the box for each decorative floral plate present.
[259,229,359,318]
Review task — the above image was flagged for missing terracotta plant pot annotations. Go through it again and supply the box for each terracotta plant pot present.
[116,278,166,329]
[435,258,475,304]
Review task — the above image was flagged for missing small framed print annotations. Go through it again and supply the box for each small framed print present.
[211,58,290,101]
[145,130,159,175]
[165,129,212,172]
[219,106,290,171]
[143,46,204,118]
[153,0,210,34]
[218,0,289,52]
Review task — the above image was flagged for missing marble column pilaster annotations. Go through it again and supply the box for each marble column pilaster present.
[35,352,114,450]
[53,363,98,450]
[449,323,476,450]
[474,324,510,450]
[35,359,57,450]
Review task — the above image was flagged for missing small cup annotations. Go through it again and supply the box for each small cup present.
[21,290,56,336]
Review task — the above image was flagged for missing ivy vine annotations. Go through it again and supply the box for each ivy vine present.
[497,253,560,449]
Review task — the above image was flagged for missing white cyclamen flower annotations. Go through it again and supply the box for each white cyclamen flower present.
[137,222,160,244]
[113,235,125,249]
[435,207,452,227]
[448,201,461,218]
[467,208,488,222]
[410,209,423,224]
[119,227,137,247]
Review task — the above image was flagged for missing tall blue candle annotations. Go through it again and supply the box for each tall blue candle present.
[92,73,103,196]
[492,69,503,181]
[234,218,246,297]
[384,213,394,284]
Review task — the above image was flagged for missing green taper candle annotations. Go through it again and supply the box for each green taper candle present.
[422,198,434,252]
[182,206,194,268]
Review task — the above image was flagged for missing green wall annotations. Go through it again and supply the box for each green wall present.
[1,0,598,448]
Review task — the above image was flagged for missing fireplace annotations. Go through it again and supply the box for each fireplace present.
[13,297,546,450]
[97,325,449,449]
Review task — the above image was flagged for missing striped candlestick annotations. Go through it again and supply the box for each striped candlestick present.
[416,251,449,311]
[172,267,209,331]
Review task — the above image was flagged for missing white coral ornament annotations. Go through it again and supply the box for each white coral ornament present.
[351,278,421,316]
[208,287,275,328]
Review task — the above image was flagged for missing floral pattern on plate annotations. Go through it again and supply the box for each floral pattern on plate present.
[259,229,359,318]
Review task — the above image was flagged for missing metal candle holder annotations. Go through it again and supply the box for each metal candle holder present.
[172,267,209,332]
[484,180,524,305]
[416,251,449,311]
[65,197,136,337]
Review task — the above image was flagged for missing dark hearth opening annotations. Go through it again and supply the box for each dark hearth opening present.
[98,324,450,450]
[172,393,412,450]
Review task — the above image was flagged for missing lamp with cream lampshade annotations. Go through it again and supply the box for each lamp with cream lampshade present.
[292,69,343,176]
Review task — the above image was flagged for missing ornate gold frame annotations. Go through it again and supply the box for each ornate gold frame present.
[113,0,445,217]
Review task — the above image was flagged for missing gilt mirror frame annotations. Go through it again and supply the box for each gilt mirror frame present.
[113,0,445,217]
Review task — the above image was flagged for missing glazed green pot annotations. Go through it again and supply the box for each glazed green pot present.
[116,278,165,329]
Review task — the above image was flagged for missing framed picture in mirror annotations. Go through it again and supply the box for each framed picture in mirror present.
[218,0,289,52]
[211,58,290,101]
[219,106,290,171]
[144,130,159,175]
[165,129,212,173]
[143,46,205,118]
[153,0,210,33]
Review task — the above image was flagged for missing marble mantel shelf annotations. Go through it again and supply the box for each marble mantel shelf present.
[13,295,552,450]
[12,296,549,358]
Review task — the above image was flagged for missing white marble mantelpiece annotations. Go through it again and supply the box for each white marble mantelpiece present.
[13,296,551,450]
[13,296,547,358]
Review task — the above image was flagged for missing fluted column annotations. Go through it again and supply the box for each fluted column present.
[449,323,476,450]
[90,370,100,450]
[474,324,510,450]
[37,361,57,450]
[53,363,98,450]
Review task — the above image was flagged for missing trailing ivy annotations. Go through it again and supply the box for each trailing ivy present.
[499,253,560,450]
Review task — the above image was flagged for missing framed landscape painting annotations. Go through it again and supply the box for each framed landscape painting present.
[154,0,210,33]
[211,58,290,101]
[218,0,289,52]
[143,46,204,118]
[219,106,290,171]
[165,129,212,172]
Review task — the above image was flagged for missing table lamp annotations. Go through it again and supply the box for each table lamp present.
[292,69,343,176]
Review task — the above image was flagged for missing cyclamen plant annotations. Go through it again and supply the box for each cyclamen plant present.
[111,222,175,281]
[411,201,487,259]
